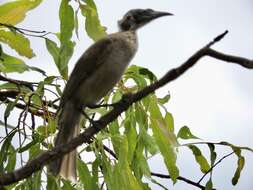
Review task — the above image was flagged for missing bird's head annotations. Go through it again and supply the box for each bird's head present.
[118,8,173,31]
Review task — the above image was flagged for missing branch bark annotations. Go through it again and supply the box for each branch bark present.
[0,31,252,186]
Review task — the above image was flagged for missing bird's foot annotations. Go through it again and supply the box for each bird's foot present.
[81,110,103,130]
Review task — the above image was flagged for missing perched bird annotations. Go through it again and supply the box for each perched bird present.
[49,8,173,180]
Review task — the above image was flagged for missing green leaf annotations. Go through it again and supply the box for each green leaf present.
[62,179,76,190]
[29,142,41,160]
[45,38,60,67]
[28,66,46,76]
[77,159,99,190]
[150,118,179,183]
[47,174,59,190]
[177,126,200,140]
[0,30,35,58]
[46,0,75,79]
[44,76,57,84]
[0,130,16,172]
[5,144,16,172]
[149,97,179,183]
[4,95,20,119]
[0,0,42,25]
[59,0,74,44]
[124,109,138,162]
[132,151,151,178]
[231,147,245,185]
[80,0,107,41]
[138,67,157,82]
[113,136,143,190]
[164,112,174,132]
[188,145,210,173]
[158,94,170,105]
[207,143,217,166]
[141,132,158,156]
[26,171,42,190]
[58,40,75,79]
[58,0,75,79]
[205,179,213,190]
[0,52,28,73]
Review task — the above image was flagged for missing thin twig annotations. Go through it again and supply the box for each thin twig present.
[197,151,234,184]
[151,172,214,190]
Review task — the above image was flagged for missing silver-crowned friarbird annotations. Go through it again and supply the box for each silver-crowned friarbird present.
[49,8,173,181]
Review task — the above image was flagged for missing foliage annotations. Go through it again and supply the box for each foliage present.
[0,0,252,190]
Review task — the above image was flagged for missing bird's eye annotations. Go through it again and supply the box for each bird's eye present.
[126,15,132,20]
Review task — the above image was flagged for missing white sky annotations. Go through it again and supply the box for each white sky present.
[1,0,253,189]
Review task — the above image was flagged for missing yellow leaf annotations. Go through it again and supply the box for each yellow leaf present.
[0,30,34,58]
[0,0,42,25]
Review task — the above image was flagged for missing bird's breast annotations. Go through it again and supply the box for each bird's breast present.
[76,32,138,105]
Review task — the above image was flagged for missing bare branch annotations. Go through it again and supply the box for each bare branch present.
[206,49,253,69]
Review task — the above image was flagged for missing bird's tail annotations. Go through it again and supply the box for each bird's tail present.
[49,101,81,181]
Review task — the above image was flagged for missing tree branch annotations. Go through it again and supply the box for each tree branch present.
[151,172,214,190]
[0,31,252,186]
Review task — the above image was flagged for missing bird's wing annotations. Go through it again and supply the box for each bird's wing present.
[60,36,114,108]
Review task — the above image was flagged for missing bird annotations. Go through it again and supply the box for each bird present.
[49,8,173,181]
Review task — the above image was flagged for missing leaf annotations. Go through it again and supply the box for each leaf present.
[27,171,42,190]
[29,142,41,160]
[164,112,174,132]
[177,126,200,140]
[77,159,99,190]
[158,94,170,105]
[139,67,157,81]
[46,0,75,79]
[113,136,143,190]
[47,174,59,190]
[207,143,217,166]
[220,141,253,153]
[18,132,43,153]
[132,151,151,178]
[62,179,76,190]
[45,38,60,67]
[231,147,245,185]
[0,30,35,58]
[0,0,42,25]
[4,95,20,119]
[58,41,75,79]
[141,132,158,156]
[124,109,138,162]
[0,52,28,73]
[5,144,16,172]
[28,66,46,76]
[59,0,74,43]
[188,145,210,173]
[205,179,213,190]
[149,96,179,183]
[80,0,107,41]
[0,130,16,172]
[150,118,179,183]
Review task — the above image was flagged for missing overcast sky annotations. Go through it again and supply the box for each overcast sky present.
[1,0,253,189]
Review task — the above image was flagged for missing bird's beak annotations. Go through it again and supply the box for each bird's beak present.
[150,11,173,20]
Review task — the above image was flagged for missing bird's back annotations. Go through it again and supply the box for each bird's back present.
[60,30,138,107]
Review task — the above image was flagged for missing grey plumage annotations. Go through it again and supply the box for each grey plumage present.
[49,8,172,180]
